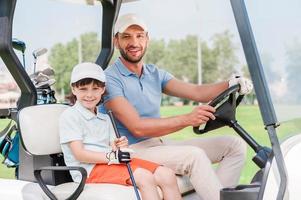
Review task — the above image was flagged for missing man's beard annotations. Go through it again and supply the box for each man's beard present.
[119,48,146,64]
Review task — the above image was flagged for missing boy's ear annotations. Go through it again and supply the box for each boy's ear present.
[71,87,76,95]
[101,87,106,95]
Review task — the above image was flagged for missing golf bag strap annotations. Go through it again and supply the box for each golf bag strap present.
[34,166,87,200]
[0,120,12,137]
[0,121,17,159]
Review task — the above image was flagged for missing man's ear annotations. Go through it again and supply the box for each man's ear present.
[113,36,119,49]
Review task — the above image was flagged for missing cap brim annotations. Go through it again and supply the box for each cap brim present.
[118,22,147,34]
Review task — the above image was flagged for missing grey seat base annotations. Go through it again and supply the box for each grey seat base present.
[220,184,260,200]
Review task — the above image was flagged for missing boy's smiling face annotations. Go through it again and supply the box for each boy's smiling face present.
[72,82,105,113]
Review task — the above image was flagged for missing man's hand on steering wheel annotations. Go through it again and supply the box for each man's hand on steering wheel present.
[229,76,253,95]
[193,84,245,134]
[191,76,253,133]
[186,105,216,127]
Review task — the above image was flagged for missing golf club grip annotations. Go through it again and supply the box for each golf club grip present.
[107,110,121,138]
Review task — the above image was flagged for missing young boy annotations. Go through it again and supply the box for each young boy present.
[59,62,182,200]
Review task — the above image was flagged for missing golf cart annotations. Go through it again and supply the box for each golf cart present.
[0,0,301,199]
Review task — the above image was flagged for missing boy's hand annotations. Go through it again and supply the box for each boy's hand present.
[114,136,129,149]
[107,148,134,165]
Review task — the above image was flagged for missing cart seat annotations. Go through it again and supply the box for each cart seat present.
[261,133,301,199]
[18,104,195,200]
[48,175,193,200]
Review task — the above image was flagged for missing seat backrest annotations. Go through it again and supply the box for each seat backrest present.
[18,104,69,156]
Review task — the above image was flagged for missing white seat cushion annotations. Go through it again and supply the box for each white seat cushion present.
[18,104,69,155]
[50,183,140,200]
[263,134,301,200]
[49,175,194,200]
[0,178,46,200]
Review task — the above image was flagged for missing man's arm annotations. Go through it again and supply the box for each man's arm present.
[163,78,229,103]
[105,96,215,138]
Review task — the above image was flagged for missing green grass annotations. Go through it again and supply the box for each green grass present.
[0,156,15,179]
[160,105,301,184]
[160,105,266,184]
[1,105,300,184]
[0,119,16,179]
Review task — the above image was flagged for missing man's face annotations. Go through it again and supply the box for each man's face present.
[114,25,149,63]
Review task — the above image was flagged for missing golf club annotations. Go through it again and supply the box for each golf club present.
[12,38,26,69]
[107,110,141,200]
[32,48,48,73]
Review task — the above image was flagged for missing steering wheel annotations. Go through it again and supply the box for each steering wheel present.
[193,84,244,134]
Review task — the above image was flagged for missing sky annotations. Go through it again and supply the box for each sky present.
[9,0,301,73]
[2,0,301,120]
[11,0,243,69]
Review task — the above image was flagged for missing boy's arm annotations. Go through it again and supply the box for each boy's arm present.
[69,140,109,164]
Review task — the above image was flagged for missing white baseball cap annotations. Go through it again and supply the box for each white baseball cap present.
[114,13,148,35]
[70,62,106,84]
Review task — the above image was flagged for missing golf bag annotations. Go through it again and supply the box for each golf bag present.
[0,120,19,167]
[30,67,57,104]
[0,67,57,168]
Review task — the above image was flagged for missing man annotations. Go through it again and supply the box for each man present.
[102,13,252,200]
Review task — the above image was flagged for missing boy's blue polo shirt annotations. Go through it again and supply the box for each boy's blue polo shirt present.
[60,102,115,182]
[101,58,173,145]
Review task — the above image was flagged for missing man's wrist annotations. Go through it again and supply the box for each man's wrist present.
[181,113,192,127]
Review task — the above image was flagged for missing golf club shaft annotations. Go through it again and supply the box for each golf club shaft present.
[108,110,141,200]
[108,110,121,138]
[126,164,141,200]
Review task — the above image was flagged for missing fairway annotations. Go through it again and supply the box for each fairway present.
[160,105,301,184]
[1,105,300,184]
[160,105,269,184]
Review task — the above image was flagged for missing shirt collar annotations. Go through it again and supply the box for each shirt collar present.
[74,101,106,121]
[115,57,149,76]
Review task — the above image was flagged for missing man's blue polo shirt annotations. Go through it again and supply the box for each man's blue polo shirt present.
[101,58,173,145]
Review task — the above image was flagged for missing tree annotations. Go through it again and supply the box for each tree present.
[81,32,101,62]
[163,35,198,83]
[49,32,100,95]
[285,39,301,103]
[211,30,238,81]
[144,39,166,66]
[49,40,78,95]
[260,53,280,83]
[201,41,219,83]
